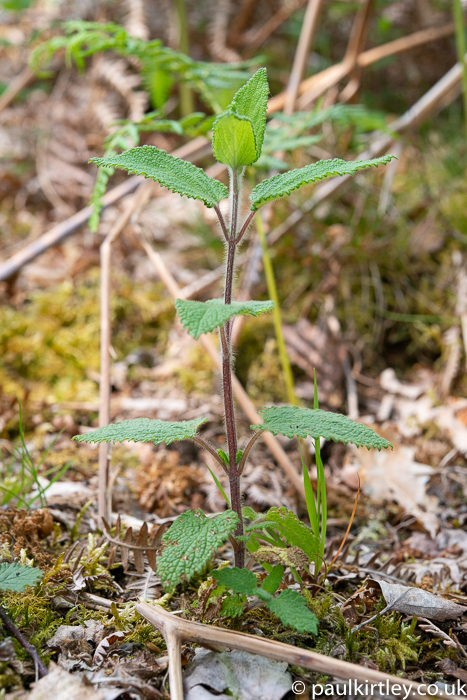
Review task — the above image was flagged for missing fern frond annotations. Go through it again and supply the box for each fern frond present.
[103,516,165,574]
[30,20,258,112]
[208,0,241,63]
[124,0,149,41]
[93,58,147,121]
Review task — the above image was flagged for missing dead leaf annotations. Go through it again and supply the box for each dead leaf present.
[435,401,467,456]
[253,546,309,570]
[370,579,466,621]
[93,631,130,665]
[183,649,291,700]
[438,658,467,683]
[83,620,106,645]
[380,368,426,399]
[46,625,85,649]
[28,662,104,700]
[350,441,439,537]
[418,617,457,648]
[0,638,16,662]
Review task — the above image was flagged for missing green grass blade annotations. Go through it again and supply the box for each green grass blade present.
[299,442,318,537]
[206,465,230,506]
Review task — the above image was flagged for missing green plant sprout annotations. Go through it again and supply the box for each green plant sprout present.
[74,68,393,632]
[0,403,72,508]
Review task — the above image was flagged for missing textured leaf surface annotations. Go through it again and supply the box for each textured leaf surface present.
[268,589,318,634]
[175,298,274,339]
[254,508,318,563]
[255,545,309,570]
[157,510,239,592]
[261,564,284,594]
[0,563,43,592]
[212,112,258,168]
[213,567,257,596]
[252,407,392,450]
[73,417,208,446]
[221,593,246,618]
[249,155,395,210]
[90,146,228,208]
[229,67,269,157]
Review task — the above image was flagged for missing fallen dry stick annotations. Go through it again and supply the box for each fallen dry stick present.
[97,179,156,525]
[283,0,324,115]
[141,241,304,497]
[0,66,34,114]
[0,137,211,282]
[136,600,465,700]
[268,21,456,113]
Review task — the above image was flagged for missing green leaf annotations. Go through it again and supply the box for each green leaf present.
[212,112,258,169]
[267,589,318,634]
[175,298,275,339]
[213,566,257,596]
[90,146,228,208]
[157,510,239,592]
[261,564,283,594]
[206,465,230,506]
[229,67,269,158]
[249,155,396,210]
[242,506,258,521]
[73,417,208,446]
[0,563,43,592]
[221,593,246,618]
[252,406,392,450]
[256,508,318,563]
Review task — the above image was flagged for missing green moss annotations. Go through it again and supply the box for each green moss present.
[0,271,173,435]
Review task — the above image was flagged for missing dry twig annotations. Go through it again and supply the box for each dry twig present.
[136,600,465,700]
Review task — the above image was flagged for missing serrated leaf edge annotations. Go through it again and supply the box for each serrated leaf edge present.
[249,155,396,210]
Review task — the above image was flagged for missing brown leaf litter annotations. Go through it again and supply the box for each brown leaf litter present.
[0,508,54,567]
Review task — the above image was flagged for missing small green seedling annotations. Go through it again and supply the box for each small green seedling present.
[74,68,393,632]
[214,565,318,634]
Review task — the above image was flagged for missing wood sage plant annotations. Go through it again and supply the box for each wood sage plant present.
[74,68,393,633]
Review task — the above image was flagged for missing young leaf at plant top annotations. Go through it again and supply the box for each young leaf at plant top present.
[73,417,208,446]
[249,155,396,210]
[157,510,239,592]
[0,562,43,592]
[90,146,228,208]
[212,67,269,168]
[229,67,269,157]
[252,407,392,450]
[212,113,258,169]
[175,298,275,339]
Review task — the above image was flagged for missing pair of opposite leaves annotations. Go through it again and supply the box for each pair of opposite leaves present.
[90,68,395,211]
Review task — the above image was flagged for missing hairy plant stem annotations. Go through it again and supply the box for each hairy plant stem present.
[222,167,244,567]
